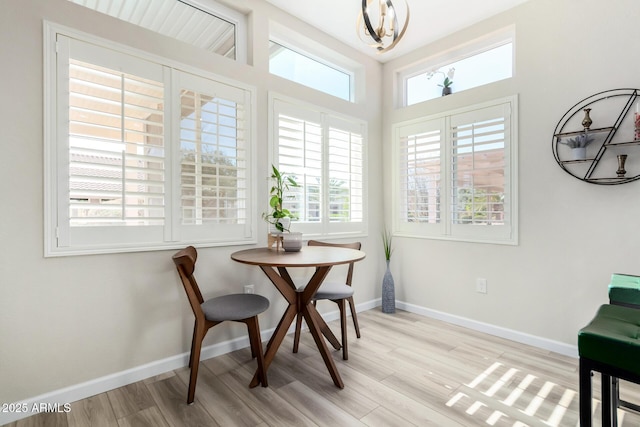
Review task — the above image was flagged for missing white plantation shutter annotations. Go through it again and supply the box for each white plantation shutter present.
[175,72,252,242]
[68,59,165,227]
[393,97,517,244]
[275,106,323,224]
[327,117,364,224]
[450,106,508,227]
[47,31,255,255]
[272,97,367,236]
[396,119,444,234]
[56,36,168,248]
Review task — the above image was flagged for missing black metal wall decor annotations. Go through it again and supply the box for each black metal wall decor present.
[552,88,640,184]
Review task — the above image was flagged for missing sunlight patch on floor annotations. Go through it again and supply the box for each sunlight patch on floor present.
[446,362,634,426]
[447,362,576,426]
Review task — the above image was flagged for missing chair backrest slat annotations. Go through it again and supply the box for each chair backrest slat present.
[172,246,206,320]
[307,240,361,286]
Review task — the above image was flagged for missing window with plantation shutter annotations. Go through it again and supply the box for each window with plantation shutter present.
[45,28,256,256]
[393,97,517,244]
[68,58,165,228]
[271,96,367,237]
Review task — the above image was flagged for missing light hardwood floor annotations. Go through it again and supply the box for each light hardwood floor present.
[7,309,640,426]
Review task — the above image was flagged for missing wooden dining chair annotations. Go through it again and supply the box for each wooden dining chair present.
[293,240,362,360]
[172,246,269,404]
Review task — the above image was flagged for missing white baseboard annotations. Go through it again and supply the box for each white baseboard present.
[0,297,576,425]
[0,330,275,425]
[396,301,579,358]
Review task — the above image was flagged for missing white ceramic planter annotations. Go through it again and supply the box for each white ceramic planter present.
[570,147,587,161]
[282,232,303,252]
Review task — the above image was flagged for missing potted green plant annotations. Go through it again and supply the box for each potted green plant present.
[263,164,299,233]
[428,67,455,96]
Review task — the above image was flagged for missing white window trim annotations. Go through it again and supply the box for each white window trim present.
[268,92,368,239]
[392,95,519,245]
[396,25,515,107]
[43,21,257,257]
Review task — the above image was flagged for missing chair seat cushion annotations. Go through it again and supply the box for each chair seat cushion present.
[578,304,640,376]
[609,273,640,307]
[202,293,269,322]
[310,281,354,300]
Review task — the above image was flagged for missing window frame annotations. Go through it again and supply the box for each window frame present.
[392,96,519,245]
[44,22,257,257]
[268,92,368,238]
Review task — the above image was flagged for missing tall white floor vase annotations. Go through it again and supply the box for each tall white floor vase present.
[382,259,396,313]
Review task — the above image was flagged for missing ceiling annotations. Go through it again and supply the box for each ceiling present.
[264,0,530,63]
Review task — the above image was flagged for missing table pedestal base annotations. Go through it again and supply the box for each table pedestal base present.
[249,265,344,389]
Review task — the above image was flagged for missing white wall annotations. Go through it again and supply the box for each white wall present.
[382,0,640,348]
[0,0,383,406]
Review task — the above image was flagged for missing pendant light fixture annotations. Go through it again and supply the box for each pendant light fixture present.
[357,0,410,54]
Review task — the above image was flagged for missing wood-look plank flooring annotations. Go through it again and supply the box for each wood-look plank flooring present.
[7,309,640,426]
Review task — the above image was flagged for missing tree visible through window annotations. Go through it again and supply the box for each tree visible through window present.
[179,93,247,225]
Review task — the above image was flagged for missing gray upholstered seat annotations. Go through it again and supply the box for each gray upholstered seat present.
[202,293,270,322]
[310,282,354,300]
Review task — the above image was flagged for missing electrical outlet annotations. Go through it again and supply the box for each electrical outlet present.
[244,284,255,294]
[476,278,487,294]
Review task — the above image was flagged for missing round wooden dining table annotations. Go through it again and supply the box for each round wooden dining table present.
[231,246,366,388]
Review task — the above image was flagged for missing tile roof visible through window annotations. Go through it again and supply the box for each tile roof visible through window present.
[68,0,237,59]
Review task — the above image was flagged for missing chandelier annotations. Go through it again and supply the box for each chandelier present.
[357,0,410,53]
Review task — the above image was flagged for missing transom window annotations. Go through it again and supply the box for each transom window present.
[400,28,514,106]
[269,41,353,102]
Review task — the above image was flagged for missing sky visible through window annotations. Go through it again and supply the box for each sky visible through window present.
[407,43,513,106]
[269,42,351,101]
